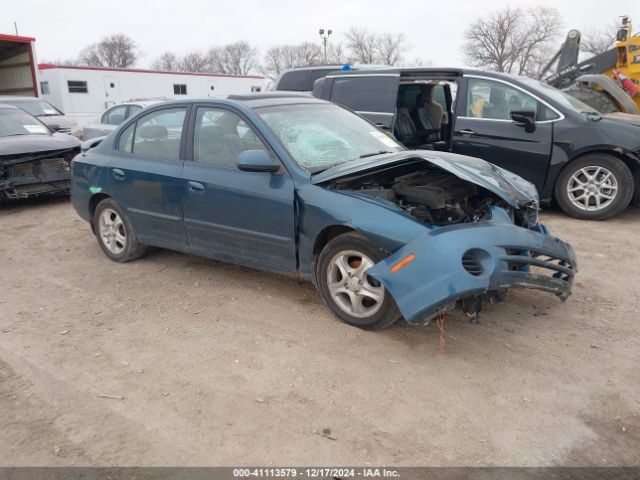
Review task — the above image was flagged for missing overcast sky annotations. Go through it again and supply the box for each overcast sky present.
[3,0,638,70]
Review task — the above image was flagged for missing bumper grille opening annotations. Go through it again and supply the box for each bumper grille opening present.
[500,248,575,284]
[462,251,485,276]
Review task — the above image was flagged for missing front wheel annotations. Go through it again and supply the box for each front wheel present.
[555,154,634,220]
[316,232,401,330]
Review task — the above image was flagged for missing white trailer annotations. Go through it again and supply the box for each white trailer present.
[0,33,39,98]
[38,64,266,126]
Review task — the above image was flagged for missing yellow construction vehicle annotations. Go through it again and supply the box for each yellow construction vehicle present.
[541,16,640,114]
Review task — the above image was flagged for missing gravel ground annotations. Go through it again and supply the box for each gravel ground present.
[0,197,639,466]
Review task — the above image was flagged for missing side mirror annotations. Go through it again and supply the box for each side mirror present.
[510,110,536,133]
[236,150,279,173]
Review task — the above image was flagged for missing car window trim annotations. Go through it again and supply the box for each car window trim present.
[114,104,191,161]
[325,73,401,79]
[461,74,564,124]
[185,103,288,174]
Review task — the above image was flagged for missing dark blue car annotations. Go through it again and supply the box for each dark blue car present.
[70,93,577,330]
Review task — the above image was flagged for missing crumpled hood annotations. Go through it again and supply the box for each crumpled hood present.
[0,133,80,157]
[311,150,539,209]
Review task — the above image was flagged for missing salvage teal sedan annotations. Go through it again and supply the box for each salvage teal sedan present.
[70,93,576,330]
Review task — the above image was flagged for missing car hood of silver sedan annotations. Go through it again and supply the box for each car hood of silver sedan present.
[311,150,540,209]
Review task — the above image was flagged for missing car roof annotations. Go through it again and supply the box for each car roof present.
[118,99,164,106]
[322,66,465,77]
[322,66,544,84]
[227,92,328,108]
[119,94,331,113]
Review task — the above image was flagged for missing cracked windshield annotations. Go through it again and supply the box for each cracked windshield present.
[258,104,404,171]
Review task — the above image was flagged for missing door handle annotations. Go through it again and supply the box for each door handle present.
[187,181,205,194]
[458,129,475,136]
[112,168,125,180]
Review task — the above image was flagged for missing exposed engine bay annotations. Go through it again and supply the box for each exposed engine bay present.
[325,160,531,226]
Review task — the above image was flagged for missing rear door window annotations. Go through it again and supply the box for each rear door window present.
[118,107,187,160]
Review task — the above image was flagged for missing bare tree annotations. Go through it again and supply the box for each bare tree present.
[345,27,378,64]
[326,43,348,64]
[41,58,79,66]
[78,34,138,68]
[463,7,562,74]
[581,19,619,56]
[261,43,323,80]
[208,41,259,75]
[516,7,563,76]
[178,51,209,72]
[375,33,407,66]
[151,51,180,71]
[344,27,408,65]
[400,57,433,68]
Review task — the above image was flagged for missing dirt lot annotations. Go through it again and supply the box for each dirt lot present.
[0,197,639,466]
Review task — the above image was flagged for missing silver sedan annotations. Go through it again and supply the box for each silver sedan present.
[82,100,160,140]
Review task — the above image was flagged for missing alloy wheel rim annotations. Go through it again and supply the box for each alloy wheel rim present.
[327,250,384,318]
[567,166,618,211]
[98,208,127,254]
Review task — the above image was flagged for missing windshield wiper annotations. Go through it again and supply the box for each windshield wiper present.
[359,150,393,159]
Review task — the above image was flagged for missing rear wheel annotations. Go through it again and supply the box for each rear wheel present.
[93,198,147,262]
[555,154,634,220]
[316,232,401,330]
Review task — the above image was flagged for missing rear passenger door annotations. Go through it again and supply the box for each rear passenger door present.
[181,106,296,273]
[108,106,189,249]
[325,74,400,129]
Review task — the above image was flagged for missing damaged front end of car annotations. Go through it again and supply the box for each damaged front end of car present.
[0,147,78,200]
[313,151,577,324]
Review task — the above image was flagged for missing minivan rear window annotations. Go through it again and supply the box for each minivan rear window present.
[330,76,398,113]
[276,71,312,91]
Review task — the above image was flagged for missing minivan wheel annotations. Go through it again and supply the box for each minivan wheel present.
[93,198,147,262]
[316,232,401,330]
[555,154,634,220]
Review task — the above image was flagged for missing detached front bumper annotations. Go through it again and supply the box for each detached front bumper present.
[367,208,577,324]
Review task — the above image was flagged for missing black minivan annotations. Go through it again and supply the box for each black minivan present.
[288,67,640,220]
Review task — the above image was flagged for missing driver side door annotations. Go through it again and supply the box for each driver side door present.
[452,77,555,191]
[181,106,297,273]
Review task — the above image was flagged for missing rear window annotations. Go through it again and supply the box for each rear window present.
[275,70,312,91]
[330,76,398,113]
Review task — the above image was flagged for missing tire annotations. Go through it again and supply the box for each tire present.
[564,87,619,114]
[93,198,147,262]
[554,154,634,220]
[316,232,402,330]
